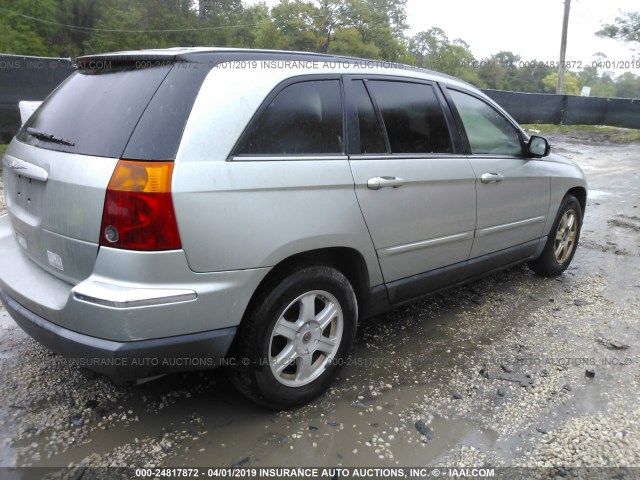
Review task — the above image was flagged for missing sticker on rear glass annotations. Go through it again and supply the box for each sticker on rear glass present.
[47,250,64,271]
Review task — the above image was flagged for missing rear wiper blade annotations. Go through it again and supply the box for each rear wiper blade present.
[27,127,75,146]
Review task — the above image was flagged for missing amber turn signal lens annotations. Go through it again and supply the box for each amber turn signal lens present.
[107,160,173,193]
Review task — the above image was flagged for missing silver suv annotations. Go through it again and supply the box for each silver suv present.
[0,48,586,409]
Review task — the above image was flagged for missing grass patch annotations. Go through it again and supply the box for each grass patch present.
[522,124,640,143]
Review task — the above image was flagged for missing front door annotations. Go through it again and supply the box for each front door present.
[345,78,477,300]
[446,89,550,260]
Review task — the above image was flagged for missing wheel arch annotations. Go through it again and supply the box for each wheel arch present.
[566,186,587,220]
[240,247,376,328]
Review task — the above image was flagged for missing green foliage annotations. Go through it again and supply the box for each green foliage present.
[84,0,200,53]
[597,11,639,47]
[0,0,58,56]
[408,28,480,84]
[477,51,521,90]
[509,62,554,94]
[613,72,640,99]
[330,28,379,58]
[577,66,616,98]
[542,71,581,95]
[270,0,319,52]
[0,0,638,98]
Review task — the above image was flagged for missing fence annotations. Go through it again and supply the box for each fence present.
[0,54,639,142]
[0,54,74,143]
[481,89,640,129]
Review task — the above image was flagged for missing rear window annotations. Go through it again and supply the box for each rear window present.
[17,66,169,158]
[16,62,209,160]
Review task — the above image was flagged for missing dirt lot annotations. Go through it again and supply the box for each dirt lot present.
[0,132,639,472]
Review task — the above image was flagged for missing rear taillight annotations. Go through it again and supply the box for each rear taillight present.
[100,160,181,251]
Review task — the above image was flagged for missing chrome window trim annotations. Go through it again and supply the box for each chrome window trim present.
[229,155,349,162]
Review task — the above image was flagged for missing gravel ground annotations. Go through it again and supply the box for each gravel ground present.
[0,164,4,216]
[0,133,639,472]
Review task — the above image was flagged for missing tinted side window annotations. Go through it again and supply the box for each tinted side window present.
[352,80,386,154]
[236,80,343,155]
[366,81,452,154]
[449,90,522,156]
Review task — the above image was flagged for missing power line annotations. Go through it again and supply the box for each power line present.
[0,6,267,33]
[0,4,390,35]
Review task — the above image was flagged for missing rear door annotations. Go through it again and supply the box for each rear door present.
[444,88,550,262]
[345,77,477,302]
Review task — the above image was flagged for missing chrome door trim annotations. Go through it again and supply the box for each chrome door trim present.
[377,231,474,258]
[476,216,546,238]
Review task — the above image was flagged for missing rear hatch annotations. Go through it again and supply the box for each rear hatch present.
[3,54,208,284]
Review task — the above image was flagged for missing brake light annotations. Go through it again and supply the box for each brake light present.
[100,160,181,250]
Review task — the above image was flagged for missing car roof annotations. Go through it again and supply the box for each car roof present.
[74,47,474,89]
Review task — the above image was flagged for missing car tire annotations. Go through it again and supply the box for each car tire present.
[227,265,358,410]
[529,194,583,277]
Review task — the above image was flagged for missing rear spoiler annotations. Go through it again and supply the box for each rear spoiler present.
[73,53,181,69]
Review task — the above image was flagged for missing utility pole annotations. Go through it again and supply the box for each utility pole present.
[556,0,571,94]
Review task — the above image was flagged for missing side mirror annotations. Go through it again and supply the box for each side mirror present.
[527,135,550,158]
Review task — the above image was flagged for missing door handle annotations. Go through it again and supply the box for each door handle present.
[367,176,405,190]
[480,173,504,184]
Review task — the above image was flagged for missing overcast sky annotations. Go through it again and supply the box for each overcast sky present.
[245,0,639,74]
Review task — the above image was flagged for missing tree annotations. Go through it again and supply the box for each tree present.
[0,0,59,56]
[235,3,277,49]
[577,65,616,98]
[51,0,102,57]
[270,0,319,52]
[330,27,379,58]
[614,72,640,98]
[477,59,506,90]
[542,71,580,95]
[509,62,554,93]
[84,0,198,53]
[597,11,639,49]
[493,51,520,87]
[265,0,407,59]
[408,28,480,85]
[358,0,408,60]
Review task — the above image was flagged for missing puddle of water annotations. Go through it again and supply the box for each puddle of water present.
[176,383,499,467]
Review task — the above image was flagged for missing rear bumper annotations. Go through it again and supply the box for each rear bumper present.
[1,288,237,379]
[0,214,270,341]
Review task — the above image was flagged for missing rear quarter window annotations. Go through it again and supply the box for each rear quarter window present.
[234,80,344,156]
